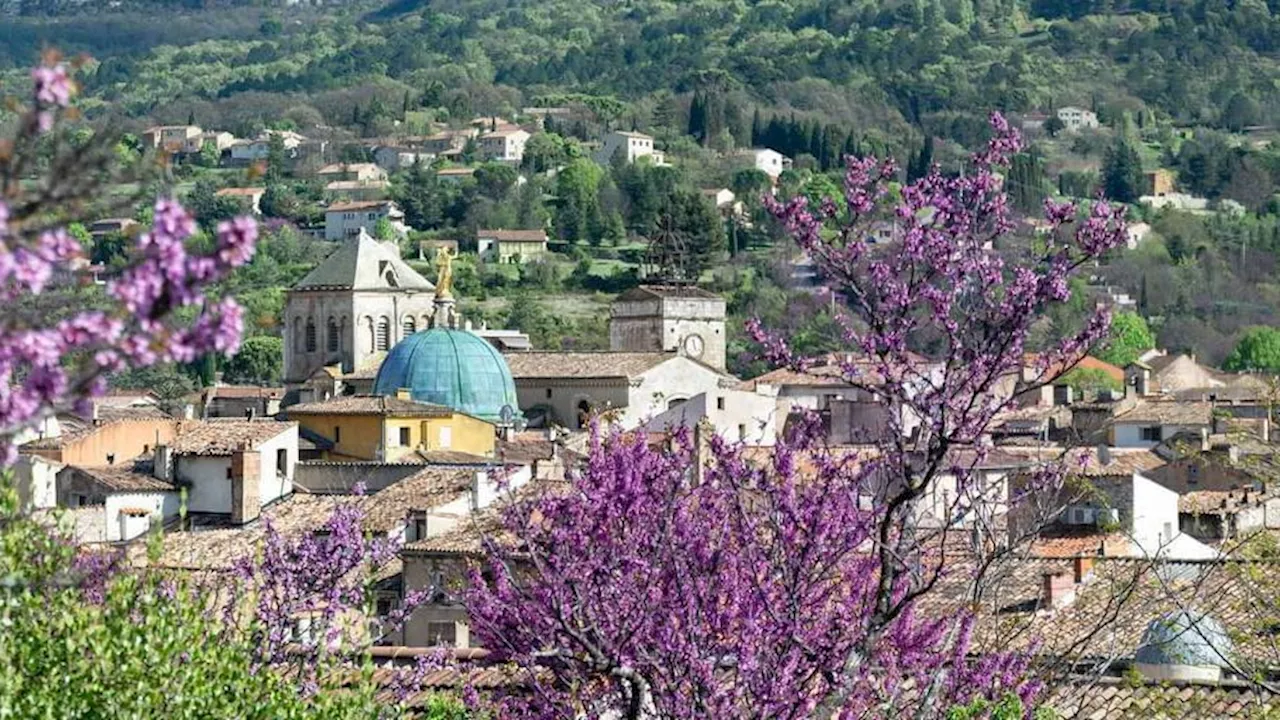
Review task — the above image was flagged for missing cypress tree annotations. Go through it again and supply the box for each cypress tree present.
[751,108,763,146]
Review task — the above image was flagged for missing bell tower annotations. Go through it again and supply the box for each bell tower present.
[609,285,726,371]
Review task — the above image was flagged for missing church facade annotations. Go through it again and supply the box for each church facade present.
[283,230,436,385]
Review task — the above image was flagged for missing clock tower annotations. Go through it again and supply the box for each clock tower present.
[609,285,726,371]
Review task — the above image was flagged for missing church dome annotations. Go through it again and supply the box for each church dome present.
[1134,611,1234,681]
[373,328,518,424]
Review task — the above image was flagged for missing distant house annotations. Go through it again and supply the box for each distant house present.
[1126,222,1152,250]
[477,128,530,164]
[739,147,790,179]
[1143,169,1176,197]
[1020,112,1050,132]
[701,188,736,209]
[476,229,549,264]
[1057,106,1099,133]
[317,163,387,183]
[142,125,202,152]
[373,146,433,172]
[421,128,478,156]
[1140,193,1209,212]
[229,130,309,164]
[89,217,137,240]
[324,200,407,241]
[215,187,266,215]
[436,167,476,184]
[325,180,392,202]
[594,130,665,165]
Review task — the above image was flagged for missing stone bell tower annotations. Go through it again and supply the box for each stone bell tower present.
[608,285,726,371]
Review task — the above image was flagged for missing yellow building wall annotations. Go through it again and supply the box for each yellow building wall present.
[420,414,495,455]
[297,412,495,462]
[294,415,385,461]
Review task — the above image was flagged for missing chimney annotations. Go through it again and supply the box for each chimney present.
[1096,444,1112,466]
[1073,555,1094,584]
[1262,417,1271,443]
[1228,444,1240,464]
[1042,571,1074,610]
[91,402,100,424]
[231,443,261,525]
[1200,427,1210,452]
[153,444,172,482]
[694,418,713,485]
[1100,537,1124,557]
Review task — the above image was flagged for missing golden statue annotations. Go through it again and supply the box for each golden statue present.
[434,245,458,299]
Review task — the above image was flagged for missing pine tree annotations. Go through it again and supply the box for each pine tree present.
[1102,137,1144,203]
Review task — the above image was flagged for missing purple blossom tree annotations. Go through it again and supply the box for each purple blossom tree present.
[465,115,1129,718]
[0,56,255,465]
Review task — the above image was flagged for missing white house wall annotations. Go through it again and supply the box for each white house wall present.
[644,390,778,445]
[257,427,298,507]
[1113,423,1207,449]
[104,490,180,542]
[177,456,233,514]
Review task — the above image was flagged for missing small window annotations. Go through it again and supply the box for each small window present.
[545,388,552,399]
[438,426,452,448]
[305,320,317,353]
[426,622,457,647]
[412,514,427,542]
[402,317,416,337]
[376,318,390,351]
[375,597,394,617]
[738,424,746,441]
[225,466,233,480]
[1140,426,1163,442]
[276,448,288,476]
[334,426,341,443]
[327,317,339,352]
[716,397,726,411]
[398,427,411,446]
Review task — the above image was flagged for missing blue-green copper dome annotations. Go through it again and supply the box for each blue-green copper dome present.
[373,329,518,424]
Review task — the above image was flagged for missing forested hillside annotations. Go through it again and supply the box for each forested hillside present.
[3,0,1280,371]
[2,0,1279,138]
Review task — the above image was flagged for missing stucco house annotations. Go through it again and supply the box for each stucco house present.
[163,420,299,525]
[477,128,530,164]
[1057,106,1099,132]
[594,130,664,165]
[57,459,181,542]
[1110,399,1213,448]
[738,147,790,179]
[214,187,266,215]
[324,200,408,241]
[503,351,733,431]
[317,163,388,183]
[475,228,549,264]
[643,388,779,446]
[286,393,496,462]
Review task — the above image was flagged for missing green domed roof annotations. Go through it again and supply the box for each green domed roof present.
[373,328,518,424]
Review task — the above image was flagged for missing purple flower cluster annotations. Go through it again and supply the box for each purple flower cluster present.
[465,113,1129,718]
[0,63,259,464]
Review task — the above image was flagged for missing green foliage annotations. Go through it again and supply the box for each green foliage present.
[1059,367,1122,395]
[1102,137,1145,204]
[1224,327,1280,373]
[373,217,396,241]
[222,336,284,385]
[1097,312,1155,367]
[945,693,1057,720]
[553,158,604,245]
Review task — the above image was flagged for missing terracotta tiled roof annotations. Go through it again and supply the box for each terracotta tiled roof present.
[1115,400,1214,426]
[407,449,495,465]
[358,467,474,533]
[475,229,547,242]
[503,351,675,380]
[1025,353,1124,383]
[737,364,851,390]
[1001,446,1166,477]
[94,405,172,422]
[325,200,395,213]
[169,420,295,456]
[286,395,456,418]
[68,460,176,493]
[1031,530,1131,558]
[1179,489,1272,515]
[206,385,285,400]
[1045,677,1277,719]
[214,187,265,197]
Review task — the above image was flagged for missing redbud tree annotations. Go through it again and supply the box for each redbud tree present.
[465,116,1128,718]
[0,60,451,716]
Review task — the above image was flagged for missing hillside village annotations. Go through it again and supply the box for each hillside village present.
[18,202,1280,712]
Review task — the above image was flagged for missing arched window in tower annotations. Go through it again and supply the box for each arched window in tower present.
[402,316,416,337]
[376,317,391,351]
[304,319,317,353]
[327,317,339,352]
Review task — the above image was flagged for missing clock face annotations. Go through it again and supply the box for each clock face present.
[683,333,705,358]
